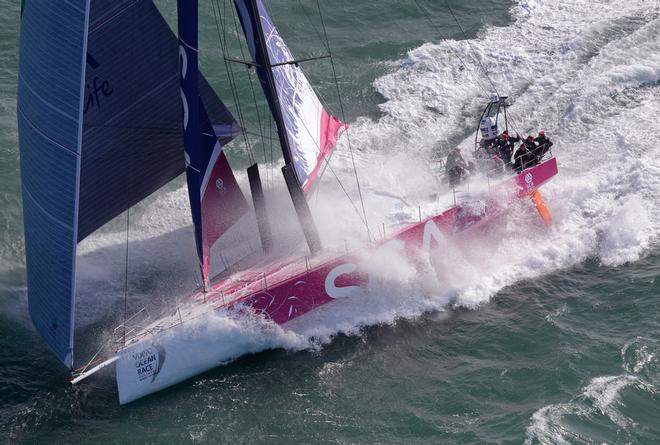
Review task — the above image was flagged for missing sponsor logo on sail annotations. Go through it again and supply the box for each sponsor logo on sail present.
[83,53,113,114]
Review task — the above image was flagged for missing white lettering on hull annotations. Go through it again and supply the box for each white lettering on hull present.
[324,263,359,299]
[422,219,446,254]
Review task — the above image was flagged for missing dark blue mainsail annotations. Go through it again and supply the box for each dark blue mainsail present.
[18,0,238,368]
[18,0,89,368]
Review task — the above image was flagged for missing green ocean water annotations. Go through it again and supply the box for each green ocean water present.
[2,0,660,444]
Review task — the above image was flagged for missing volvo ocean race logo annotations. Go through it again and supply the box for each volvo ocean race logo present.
[215,178,225,192]
[84,53,113,114]
[132,343,166,383]
[525,172,534,188]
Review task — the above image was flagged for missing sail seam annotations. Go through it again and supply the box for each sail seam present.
[61,0,85,15]
[22,187,75,231]
[17,107,80,156]
[82,73,179,136]
[19,78,78,124]
[88,0,140,34]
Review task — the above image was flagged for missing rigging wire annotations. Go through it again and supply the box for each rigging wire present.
[445,2,500,98]
[211,0,255,164]
[445,2,529,137]
[212,0,253,162]
[209,0,372,240]
[223,0,373,239]
[283,0,372,238]
[122,207,130,348]
[315,0,372,241]
[411,0,494,99]
[228,1,269,164]
[268,104,274,188]
[72,334,116,377]
[322,159,372,230]
[413,1,526,138]
[296,0,330,54]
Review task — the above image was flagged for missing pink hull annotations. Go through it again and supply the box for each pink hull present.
[198,158,558,325]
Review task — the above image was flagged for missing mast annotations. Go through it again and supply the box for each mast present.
[240,0,323,255]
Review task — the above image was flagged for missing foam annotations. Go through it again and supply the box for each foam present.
[525,337,659,443]
[172,307,313,359]
[524,374,646,443]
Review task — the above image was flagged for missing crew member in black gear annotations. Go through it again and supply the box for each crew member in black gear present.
[494,130,520,168]
[534,129,553,158]
[513,140,537,173]
[446,147,470,187]
[524,135,541,167]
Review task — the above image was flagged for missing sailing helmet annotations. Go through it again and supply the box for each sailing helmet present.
[538,129,545,136]
[501,132,509,140]
[527,135,534,142]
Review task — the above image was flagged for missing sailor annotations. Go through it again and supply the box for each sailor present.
[445,147,470,187]
[494,131,520,167]
[524,135,541,167]
[478,137,497,156]
[504,130,521,148]
[534,129,553,157]
[513,141,537,173]
[526,135,542,163]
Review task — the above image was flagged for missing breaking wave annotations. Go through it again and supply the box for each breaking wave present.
[524,337,660,444]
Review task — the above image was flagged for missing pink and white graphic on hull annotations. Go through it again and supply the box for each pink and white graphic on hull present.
[205,157,558,326]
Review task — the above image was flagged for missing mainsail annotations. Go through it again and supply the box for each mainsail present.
[233,0,346,192]
[18,0,239,367]
[178,0,249,283]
